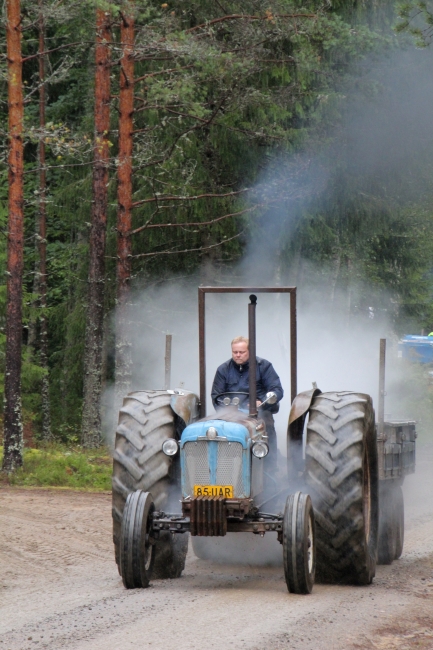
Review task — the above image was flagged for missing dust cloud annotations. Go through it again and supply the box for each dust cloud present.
[104,272,420,566]
[104,273,405,449]
[105,46,433,441]
[104,43,433,565]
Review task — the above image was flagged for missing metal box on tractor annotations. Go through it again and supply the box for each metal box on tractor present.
[112,287,416,593]
[376,339,416,564]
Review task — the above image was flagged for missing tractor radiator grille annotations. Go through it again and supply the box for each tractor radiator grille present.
[216,442,244,495]
[184,441,210,492]
[190,496,227,536]
[183,441,245,498]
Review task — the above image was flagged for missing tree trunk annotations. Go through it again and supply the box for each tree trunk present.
[115,2,134,405]
[3,0,24,472]
[330,250,341,303]
[81,7,112,448]
[38,0,52,441]
[346,257,353,329]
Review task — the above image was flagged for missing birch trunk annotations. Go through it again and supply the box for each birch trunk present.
[81,7,112,448]
[115,2,134,406]
[3,0,24,472]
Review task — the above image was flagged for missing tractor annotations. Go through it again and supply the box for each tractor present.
[112,286,415,593]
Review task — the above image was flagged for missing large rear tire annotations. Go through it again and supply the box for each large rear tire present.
[283,492,315,594]
[305,392,378,585]
[112,391,177,573]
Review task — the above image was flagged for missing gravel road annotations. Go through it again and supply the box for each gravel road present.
[1,446,433,650]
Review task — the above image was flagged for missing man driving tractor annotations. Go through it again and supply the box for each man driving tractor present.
[211,336,284,472]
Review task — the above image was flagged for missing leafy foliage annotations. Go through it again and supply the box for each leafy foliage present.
[1,0,433,442]
[396,1,433,44]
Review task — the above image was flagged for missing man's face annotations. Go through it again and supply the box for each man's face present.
[231,341,249,365]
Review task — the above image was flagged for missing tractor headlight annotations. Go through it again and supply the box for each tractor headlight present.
[162,439,179,456]
[206,426,218,440]
[252,441,269,458]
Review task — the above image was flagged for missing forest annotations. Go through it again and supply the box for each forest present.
[2,0,433,473]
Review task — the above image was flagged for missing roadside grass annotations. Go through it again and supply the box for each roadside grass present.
[0,444,112,491]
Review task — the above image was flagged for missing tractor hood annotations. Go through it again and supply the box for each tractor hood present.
[180,419,250,448]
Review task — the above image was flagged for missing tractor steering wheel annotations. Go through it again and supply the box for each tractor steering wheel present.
[214,391,249,409]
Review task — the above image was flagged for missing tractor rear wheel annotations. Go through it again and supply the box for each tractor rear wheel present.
[305,392,378,585]
[120,490,155,589]
[191,536,209,560]
[378,483,397,565]
[394,486,404,560]
[153,531,189,579]
[283,492,315,594]
[378,484,404,564]
[112,390,179,576]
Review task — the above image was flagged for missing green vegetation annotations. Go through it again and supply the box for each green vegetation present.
[1,0,433,450]
[0,444,111,491]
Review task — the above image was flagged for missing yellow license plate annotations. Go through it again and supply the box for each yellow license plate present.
[193,485,233,498]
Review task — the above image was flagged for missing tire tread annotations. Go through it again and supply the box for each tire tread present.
[305,391,378,584]
[112,390,175,564]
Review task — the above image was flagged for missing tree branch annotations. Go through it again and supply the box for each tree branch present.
[185,13,316,34]
[134,65,194,84]
[133,97,227,171]
[131,231,243,258]
[132,188,249,208]
[23,160,94,174]
[163,107,207,123]
[129,204,260,236]
[22,42,90,62]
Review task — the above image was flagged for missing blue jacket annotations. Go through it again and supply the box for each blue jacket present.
[211,357,284,412]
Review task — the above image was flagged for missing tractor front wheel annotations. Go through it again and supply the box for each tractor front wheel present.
[120,490,155,589]
[283,492,316,595]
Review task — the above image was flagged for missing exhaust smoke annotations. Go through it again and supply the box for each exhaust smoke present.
[105,45,433,568]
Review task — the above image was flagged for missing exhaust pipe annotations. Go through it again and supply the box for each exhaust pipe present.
[378,338,386,436]
[164,333,172,390]
[248,294,257,417]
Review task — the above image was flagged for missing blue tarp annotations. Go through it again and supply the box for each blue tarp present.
[398,335,433,363]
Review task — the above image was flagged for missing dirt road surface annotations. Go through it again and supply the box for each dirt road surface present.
[1,446,433,650]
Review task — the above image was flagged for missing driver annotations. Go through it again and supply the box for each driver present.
[211,336,284,471]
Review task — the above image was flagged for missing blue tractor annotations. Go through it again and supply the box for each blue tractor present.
[112,287,380,594]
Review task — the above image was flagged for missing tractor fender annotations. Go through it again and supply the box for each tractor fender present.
[287,388,322,476]
[169,391,199,426]
[289,387,323,426]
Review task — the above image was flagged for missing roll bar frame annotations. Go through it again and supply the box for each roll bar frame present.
[198,287,297,418]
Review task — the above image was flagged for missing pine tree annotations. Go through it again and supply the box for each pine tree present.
[3,0,24,472]
[37,0,52,441]
[81,5,112,448]
[115,0,134,403]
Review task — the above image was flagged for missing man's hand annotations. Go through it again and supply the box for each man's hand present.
[256,400,262,407]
